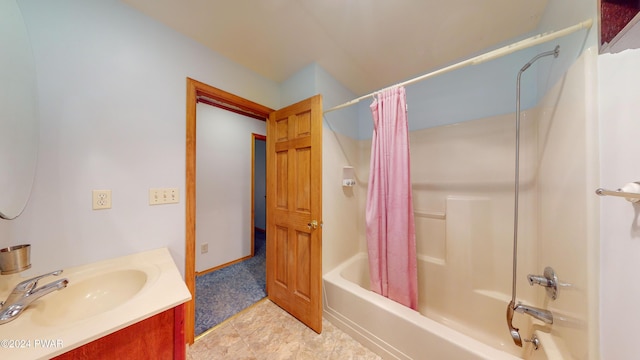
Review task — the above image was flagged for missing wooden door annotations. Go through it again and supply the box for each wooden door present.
[266,95,322,333]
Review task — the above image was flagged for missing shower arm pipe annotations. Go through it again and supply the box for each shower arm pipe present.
[323,19,592,114]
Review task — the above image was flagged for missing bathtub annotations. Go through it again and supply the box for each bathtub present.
[323,253,542,360]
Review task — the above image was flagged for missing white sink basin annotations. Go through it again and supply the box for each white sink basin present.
[0,248,191,360]
[31,269,148,326]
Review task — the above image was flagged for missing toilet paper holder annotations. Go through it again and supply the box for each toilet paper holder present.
[596,181,640,203]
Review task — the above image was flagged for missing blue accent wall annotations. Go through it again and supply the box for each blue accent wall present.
[318,26,594,141]
[284,23,593,143]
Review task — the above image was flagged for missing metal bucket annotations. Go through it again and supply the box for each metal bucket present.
[0,244,31,275]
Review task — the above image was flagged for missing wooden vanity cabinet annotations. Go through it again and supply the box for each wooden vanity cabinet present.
[52,304,185,360]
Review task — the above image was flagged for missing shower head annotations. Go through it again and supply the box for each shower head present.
[506,301,523,347]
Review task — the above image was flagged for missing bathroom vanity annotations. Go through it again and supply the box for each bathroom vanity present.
[52,304,185,360]
[0,248,191,360]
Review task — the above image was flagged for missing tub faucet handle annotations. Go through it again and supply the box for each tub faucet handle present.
[526,266,558,300]
[527,275,552,287]
[506,300,522,347]
[12,269,63,294]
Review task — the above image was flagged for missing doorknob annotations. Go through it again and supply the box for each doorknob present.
[307,220,319,230]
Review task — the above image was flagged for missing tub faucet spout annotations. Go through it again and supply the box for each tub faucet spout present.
[514,303,553,324]
[0,270,68,325]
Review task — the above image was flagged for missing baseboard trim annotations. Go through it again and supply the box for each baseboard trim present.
[196,254,252,277]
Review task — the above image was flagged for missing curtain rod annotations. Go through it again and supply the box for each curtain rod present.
[324,18,593,114]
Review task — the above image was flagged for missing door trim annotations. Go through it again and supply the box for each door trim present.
[185,78,273,344]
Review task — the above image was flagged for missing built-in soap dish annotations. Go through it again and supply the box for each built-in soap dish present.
[0,244,31,275]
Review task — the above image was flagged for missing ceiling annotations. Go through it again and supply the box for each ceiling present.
[122,0,548,95]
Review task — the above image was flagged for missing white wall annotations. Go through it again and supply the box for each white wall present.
[2,0,360,281]
[598,48,640,360]
[281,63,319,108]
[3,0,280,277]
[195,104,266,272]
[279,62,362,275]
[316,67,362,274]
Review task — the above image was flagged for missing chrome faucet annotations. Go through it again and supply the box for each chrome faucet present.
[514,303,553,324]
[0,270,68,324]
[527,266,559,300]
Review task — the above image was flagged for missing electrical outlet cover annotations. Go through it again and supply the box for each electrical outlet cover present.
[92,189,112,210]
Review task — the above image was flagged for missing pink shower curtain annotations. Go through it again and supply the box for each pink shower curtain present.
[365,86,418,310]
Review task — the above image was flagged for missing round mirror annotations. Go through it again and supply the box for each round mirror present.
[0,1,39,220]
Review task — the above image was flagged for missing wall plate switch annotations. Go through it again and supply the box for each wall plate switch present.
[149,187,180,205]
[201,243,208,254]
[165,188,179,204]
[92,189,112,210]
[149,188,162,205]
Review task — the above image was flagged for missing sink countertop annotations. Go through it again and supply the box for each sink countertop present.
[0,247,191,360]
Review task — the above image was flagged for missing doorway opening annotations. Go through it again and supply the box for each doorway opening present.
[186,78,324,344]
[193,100,268,336]
[185,78,274,344]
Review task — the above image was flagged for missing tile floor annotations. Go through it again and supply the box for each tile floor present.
[188,299,382,360]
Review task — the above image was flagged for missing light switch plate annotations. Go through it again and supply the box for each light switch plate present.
[149,188,180,205]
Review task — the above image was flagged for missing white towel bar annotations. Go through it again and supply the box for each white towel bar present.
[596,183,640,203]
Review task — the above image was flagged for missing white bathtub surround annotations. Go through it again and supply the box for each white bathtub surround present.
[324,48,598,359]
[337,112,538,359]
[325,252,578,360]
[324,253,531,359]
[525,327,574,360]
[0,247,191,360]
